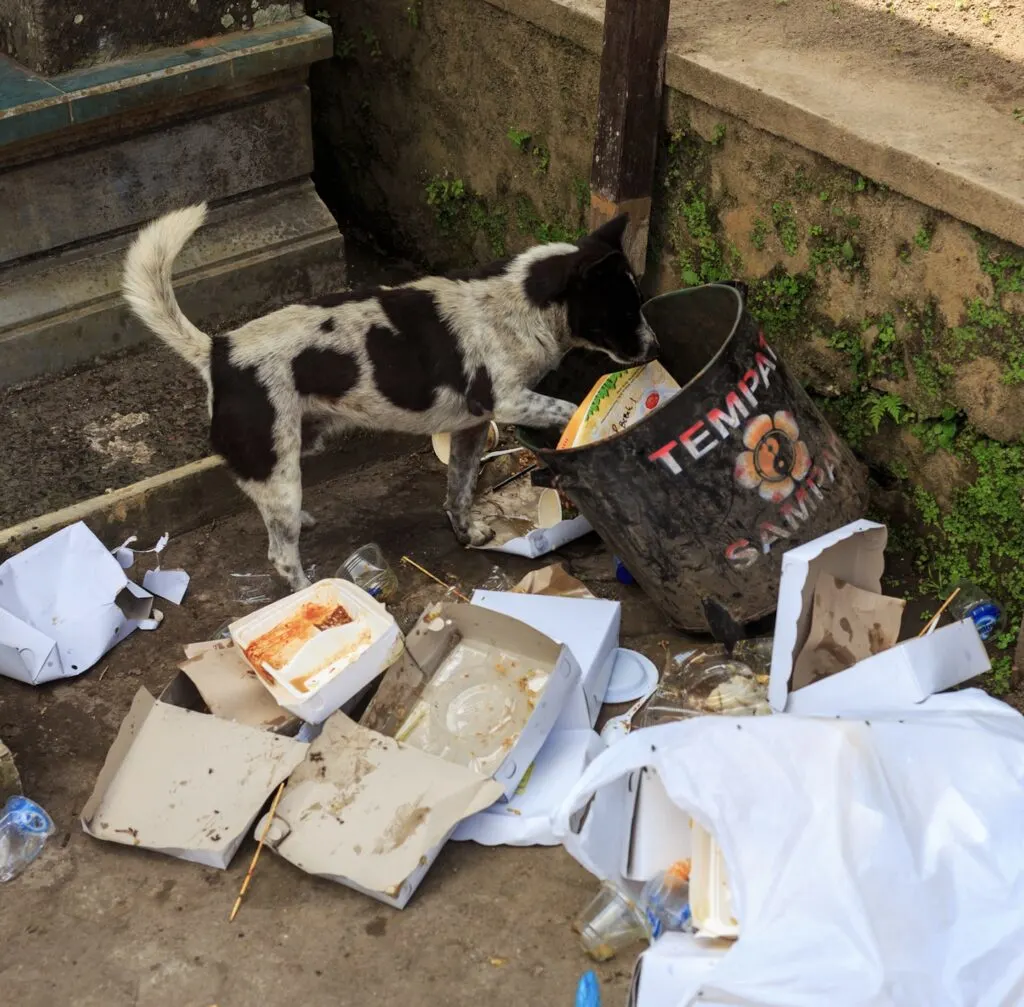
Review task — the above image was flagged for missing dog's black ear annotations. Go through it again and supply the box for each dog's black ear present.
[588,214,630,249]
[580,249,626,281]
[524,251,579,307]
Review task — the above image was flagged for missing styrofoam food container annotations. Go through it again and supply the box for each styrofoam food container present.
[689,818,739,938]
[229,579,400,723]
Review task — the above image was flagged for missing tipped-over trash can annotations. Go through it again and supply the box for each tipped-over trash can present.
[520,282,868,636]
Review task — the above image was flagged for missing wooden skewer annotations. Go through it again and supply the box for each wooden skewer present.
[229,780,286,922]
[400,555,470,603]
[918,586,961,638]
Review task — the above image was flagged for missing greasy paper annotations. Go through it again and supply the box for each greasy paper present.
[511,563,596,600]
[179,639,299,733]
[792,574,904,689]
[265,713,503,894]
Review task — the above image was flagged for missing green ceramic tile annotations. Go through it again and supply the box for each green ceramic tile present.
[0,100,71,146]
[66,59,232,126]
[0,55,63,112]
[52,45,222,94]
[214,16,331,54]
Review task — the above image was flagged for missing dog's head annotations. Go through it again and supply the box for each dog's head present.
[523,215,660,366]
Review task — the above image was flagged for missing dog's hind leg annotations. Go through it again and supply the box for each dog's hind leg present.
[236,445,310,592]
[445,423,495,547]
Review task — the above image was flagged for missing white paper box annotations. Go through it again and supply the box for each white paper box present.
[229,579,400,724]
[770,520,990,714]
[380,603,583,801]
[0,521,154,684]
[81,688,308,868]
[627,932,731,1007]
[451,728,603,846]
[471,590,620,728]
[259,713,503,908]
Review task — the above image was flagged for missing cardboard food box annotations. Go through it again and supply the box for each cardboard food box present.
[229,579,401,724]
[257,713,503,909]
[361,602,582,801]
[470,589,620,729]
[626,932,732,1007]
[81,686,308,869]
[770,520,991,715]
[174,640,301,734]
[452,728,604,847]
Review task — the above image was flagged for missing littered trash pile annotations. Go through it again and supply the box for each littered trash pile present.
[6,515,1024,1007]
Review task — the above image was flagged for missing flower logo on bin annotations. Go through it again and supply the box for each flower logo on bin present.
[734,410,811,503]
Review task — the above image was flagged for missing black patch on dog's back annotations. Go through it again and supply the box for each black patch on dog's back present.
[447,259,511,281]
[367,288,466,412]
[292,347,360,399]
[466,365,494,416]
[210,337,277,482]
[320,317,335,333]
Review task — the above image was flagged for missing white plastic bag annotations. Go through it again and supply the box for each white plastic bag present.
[555,690,1024,1007]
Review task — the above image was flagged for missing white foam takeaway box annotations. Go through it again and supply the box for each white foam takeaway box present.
[770,520,991,716]
[470,590,620,728]
[626,932,732,1007]
[228,579,401,724]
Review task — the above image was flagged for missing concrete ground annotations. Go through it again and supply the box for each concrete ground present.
[0,447,693,1007]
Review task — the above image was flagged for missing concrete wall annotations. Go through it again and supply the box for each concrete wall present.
[308,0,1024,682]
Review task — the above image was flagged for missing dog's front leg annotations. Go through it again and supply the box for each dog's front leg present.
[494,389,576,429]
[445,423,495,548]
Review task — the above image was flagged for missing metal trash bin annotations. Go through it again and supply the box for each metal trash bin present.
[520,282,868,635]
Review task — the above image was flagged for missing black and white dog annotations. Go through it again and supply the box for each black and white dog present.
[122,206,659,590]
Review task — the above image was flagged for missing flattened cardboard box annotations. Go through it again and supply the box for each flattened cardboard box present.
[260,713,503,909]
[81,687,308,869]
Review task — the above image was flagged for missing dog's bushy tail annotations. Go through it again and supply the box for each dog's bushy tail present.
[122,204,211,373]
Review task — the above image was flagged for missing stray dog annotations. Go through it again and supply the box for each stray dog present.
[122,207,659,590]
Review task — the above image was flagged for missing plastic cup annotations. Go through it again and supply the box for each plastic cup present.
[575,881,650,961]
[335,543,398,602]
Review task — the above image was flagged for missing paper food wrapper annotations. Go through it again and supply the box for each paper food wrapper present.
[469,480,592,557]
[511,563,597,600]
[557,361,681,450]
[792,574,905,689]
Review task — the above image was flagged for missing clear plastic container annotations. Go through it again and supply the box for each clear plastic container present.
[949,581,1004,641]
[334,542,398,602]
[575,881,649,961]
[0,796,55,882]
[640,860,692,937]
[637,650,770,728]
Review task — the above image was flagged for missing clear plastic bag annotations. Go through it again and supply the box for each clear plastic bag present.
[636,646,771,728]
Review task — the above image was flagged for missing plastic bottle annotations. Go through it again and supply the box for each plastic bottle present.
[949,581,1004,641]
[335,543,398,602]
[0,796,55,882]
[640,860,693,938]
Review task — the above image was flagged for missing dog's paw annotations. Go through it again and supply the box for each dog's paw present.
[299,510,317,529]
[465,519,495,548]
[548,399,578,427]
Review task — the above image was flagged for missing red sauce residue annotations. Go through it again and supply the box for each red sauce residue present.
[645,391,661,411]
[244,602,352,672]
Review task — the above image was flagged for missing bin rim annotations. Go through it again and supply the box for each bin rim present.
[519,282,746,455]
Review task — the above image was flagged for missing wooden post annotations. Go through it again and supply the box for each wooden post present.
[589,0,672,277]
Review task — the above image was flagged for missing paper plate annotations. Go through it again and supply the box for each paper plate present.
[604,648,659,704]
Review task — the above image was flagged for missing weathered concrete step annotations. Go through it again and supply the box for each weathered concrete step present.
[0,179,343,387]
